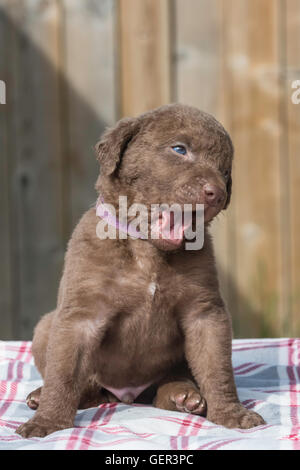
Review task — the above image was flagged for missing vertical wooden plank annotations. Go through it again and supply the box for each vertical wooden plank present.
[0,4,13,338]
[0,0,23,340]
[63,0,117,229]
[277,0,292,336]
[175,0,223,113]
[286,0,300,335]
[224,0,283,337]
[174,0,234,327]
[0,0,117,339]
[3,0,65,339]
[221,0,256,336]
[119,0,171,117]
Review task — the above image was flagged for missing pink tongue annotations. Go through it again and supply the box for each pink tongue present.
[154,211,186,245]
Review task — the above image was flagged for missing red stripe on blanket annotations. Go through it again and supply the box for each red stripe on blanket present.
[170,435,178,449]
[101,403,117,425]
[0,342,25,418]
[233,340,294,353]
[66,427,83,450]
[234,363,264,375]
[79,427,96,450]
[178,415,194,436]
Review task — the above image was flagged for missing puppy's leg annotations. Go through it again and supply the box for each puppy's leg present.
[182,301,265,429]
[26,384,116,411]
[25,311,55,410]
[154,379,207,415]
[31,310,56,377]
[27,311,112,411]
[16,306,113,438]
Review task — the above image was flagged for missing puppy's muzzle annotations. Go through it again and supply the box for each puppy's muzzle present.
[203,183,225,208]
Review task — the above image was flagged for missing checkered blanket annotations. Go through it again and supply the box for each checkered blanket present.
[0,338,299,450]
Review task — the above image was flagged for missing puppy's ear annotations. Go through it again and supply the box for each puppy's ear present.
[95,117,140,176]
[224,175,232,209]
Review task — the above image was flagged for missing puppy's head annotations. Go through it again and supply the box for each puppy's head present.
[95,104,233,251]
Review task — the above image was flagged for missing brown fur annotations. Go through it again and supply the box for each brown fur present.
[16,104,265,438]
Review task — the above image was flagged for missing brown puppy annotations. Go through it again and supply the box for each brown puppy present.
[16,104,265,438]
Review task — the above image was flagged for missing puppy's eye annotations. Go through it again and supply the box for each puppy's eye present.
[223,169,230,178]
[172,145,187,156]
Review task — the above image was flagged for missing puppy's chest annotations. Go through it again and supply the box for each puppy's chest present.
[101,261,185,365]
[119,268,183,340]
[134,263,182,313]
[110,254,186,343]
[113,281,182,355]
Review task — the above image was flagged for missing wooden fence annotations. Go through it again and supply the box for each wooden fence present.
[0,0,299,339]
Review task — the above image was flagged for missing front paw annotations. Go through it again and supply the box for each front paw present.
[207,403,265,429]
[16,417,72,438]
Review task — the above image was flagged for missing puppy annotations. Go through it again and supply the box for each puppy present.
[16,104,265,438]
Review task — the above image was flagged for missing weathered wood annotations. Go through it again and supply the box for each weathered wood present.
[0,0,299,340]
[0,3,13,339]
[119,0,171,116]
[62,0,117,229]
[2,0,65,339]
[286,0,300,334]
[223,0,283,337]
[0,0,25,340]
[175,0,223,113]
[0,0,117,340]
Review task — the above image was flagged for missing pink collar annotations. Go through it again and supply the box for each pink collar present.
[96,195,147,240]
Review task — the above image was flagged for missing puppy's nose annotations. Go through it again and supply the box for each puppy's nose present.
[203,183,224,206]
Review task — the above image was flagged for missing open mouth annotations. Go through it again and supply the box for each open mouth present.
[151,210,194,247]
[150,204,221,247]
